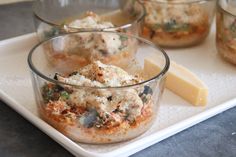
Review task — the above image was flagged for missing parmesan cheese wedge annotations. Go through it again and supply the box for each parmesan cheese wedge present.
[144,57,208,106]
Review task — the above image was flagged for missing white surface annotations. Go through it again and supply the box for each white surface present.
[0,0,32,5]
[0,28,236,157]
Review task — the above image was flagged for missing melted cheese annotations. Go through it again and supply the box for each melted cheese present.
[57,61,143,121]
[68,12,114,29]
[144,1,206,27]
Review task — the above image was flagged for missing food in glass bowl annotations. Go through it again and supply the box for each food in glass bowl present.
[140,0,216,47]
[28,31,169,144]
[44,31,137,70]
[216,0,236,65]
[66,11,115,30]
[41,61,152,143]
[33,0,144,41]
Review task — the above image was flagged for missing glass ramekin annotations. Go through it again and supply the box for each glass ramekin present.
[33,0,145,41]
[216,0,236,65]
[27,31,169,144]
[140,0,216,48]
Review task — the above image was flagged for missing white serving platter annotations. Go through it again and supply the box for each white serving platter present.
[0,27,236,157]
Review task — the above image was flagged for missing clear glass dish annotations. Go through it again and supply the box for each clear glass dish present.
[216,0,236,65]
[27,31,169,144]
[140,0,216,48]
[33,0,144,41]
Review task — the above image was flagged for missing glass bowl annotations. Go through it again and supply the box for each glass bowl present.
[216,0,236,65]
[33,0,145,41]
[140,0,216,48]
[27,31,169,144]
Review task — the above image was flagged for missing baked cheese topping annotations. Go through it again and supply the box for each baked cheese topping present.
[63,32,127,60]
[56,61,141,87]
[144,2,207,32]
[42,61,152,130]
[68,11,114,29]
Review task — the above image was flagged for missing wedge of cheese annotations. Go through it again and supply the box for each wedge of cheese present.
[144,57,208,106]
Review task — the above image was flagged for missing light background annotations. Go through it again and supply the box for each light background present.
[0,0,32,5]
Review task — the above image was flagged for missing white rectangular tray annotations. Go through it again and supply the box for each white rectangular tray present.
[0,28,236,157]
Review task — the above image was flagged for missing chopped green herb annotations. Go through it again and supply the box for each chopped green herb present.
[119,35,128,50]
[118,45,127,51]
[229,20,236,38]
[230,21,236,32]
[151,23,161,30]
[60,91,70,100]
[44,27,60,39]
[120,35,128,41]
[164,19,177,32]
[42,84,60,103]
[164,19,190,32]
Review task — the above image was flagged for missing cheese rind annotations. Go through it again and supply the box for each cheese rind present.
[144,57,208,106]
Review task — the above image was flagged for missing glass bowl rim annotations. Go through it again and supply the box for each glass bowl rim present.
[33,0,145,31]
[28,31,170,90]
[139,0,215,5]
[217,0,236,17]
